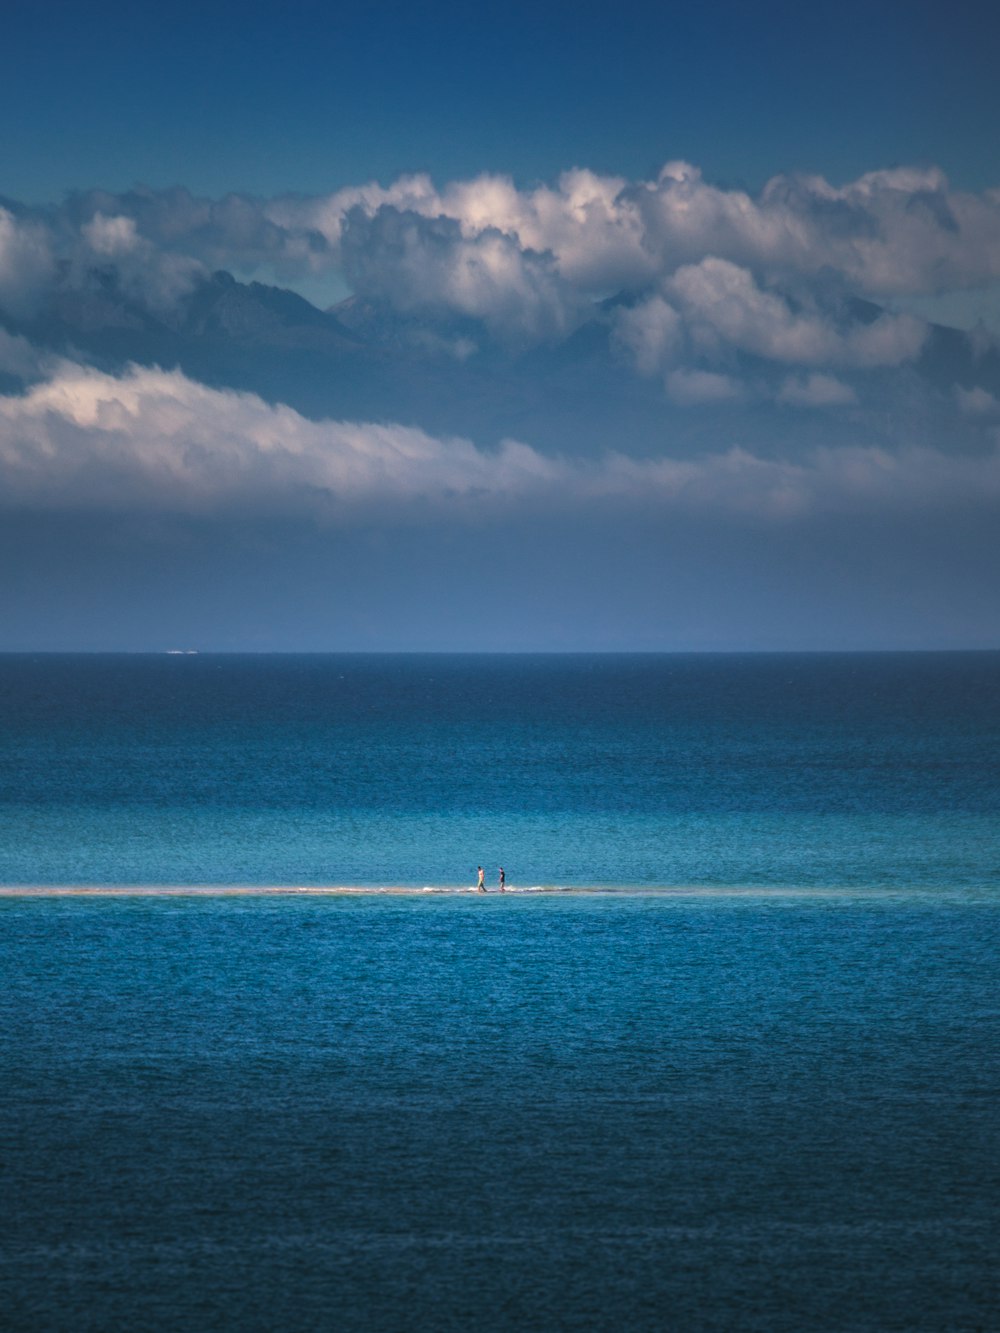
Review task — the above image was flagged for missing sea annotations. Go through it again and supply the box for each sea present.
[1,653,998,1330]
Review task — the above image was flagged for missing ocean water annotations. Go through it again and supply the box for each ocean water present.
[2,655,998,1330]
[0,652,998,888]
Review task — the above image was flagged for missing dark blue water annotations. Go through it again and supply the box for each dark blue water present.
[2,656,998,1329]
[2,892,998,1330]
[0,652,998,887]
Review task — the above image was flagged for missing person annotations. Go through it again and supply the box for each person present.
[477,866,486,892]
[498,866,506,892]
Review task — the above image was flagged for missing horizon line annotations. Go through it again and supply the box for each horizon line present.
[1,647,999,658]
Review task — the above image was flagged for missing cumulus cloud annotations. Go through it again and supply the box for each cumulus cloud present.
[665,368,743,405]
[668,258,927,367]
[19,155,999,323]
[277,159,1000,303]
[82,212,142,257]
[0,201,205,321]
[0,328,45,380]
[65,185,330,275]
[338,206,580,342]
[5,158,1000,398]
[778,373,857,408]
[70,210,205,313]
[955,384,1000,416]
[612,295,682,375]
[0,207,56,318]
[1,360,998,521]
[268,168,654,296]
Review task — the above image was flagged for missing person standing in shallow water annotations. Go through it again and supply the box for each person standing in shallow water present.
[498,866,505,892]
[477,866,486,892]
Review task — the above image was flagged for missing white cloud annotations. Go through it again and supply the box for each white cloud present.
[2,360,997,521]
[668,258,927,367]
[778,373,857,407]
[613,295,682,375]
[74,210,204,313]
[269,169,654,297]
[0,200,206,320]
[0,361,562,512]
[338,206,581,342]
[0,207,55,318]
[0,329,44,380]
[955,384,1000,416]
[665,368,743,405]
[221,161,1000,304]
[37,158,1000,298]
[82,213,141,257]
[72,185,329,275]
[9,158,998,377]
[0,158,991,466]
[847,312,928,366]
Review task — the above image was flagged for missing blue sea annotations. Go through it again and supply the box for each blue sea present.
[2,654,998,1329]
[1,652,998,889]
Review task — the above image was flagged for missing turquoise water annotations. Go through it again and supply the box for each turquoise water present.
[3,890,998,1330]
[2,655,998,1328]
[0,652,998,888]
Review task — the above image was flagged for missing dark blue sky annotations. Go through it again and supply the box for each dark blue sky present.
[1,0,999,649]
[4,0,1000,201]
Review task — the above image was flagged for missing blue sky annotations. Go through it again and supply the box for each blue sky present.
[1,0,999,649]
[5,0,1000,201]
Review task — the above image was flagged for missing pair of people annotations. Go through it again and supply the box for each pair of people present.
[477,866,505,892]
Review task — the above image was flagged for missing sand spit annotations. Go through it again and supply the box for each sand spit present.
[0,883,957,900]
[0,885,466,897]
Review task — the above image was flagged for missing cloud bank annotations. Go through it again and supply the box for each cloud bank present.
[2,359,998,521]
[5,159,1000,381]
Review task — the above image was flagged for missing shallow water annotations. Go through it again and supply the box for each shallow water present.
[3,891,998,1330]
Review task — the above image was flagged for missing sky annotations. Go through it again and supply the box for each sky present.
[1,0,999,649]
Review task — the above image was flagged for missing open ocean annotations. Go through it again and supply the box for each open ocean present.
[2,653,998,1330]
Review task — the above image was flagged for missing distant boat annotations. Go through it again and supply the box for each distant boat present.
[165,650,199,655]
